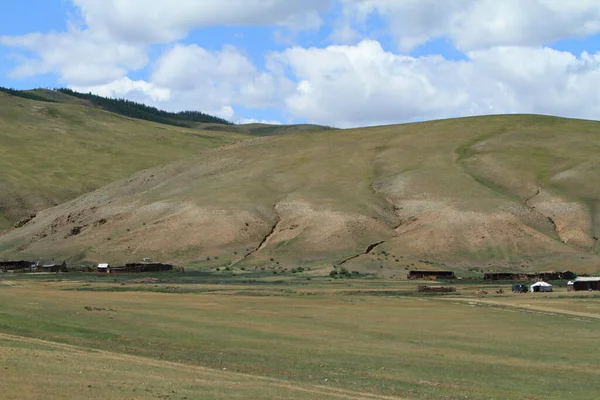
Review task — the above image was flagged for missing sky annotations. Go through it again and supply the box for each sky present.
[1,0,600,128]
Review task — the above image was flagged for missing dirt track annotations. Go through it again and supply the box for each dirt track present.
[444,298,600,320]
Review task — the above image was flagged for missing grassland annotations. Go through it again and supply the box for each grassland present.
[0,92,245,229]
[0,275,599,399]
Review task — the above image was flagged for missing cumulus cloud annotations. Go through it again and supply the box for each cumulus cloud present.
[268,40,600,127]
[0,30,147,85]
[43,39,600,129]
[70,77,171,102]
[72,0,332,43]
[339,0,600,51]
[238,117,283,125]
[148,44,291,114]
[3,0,600,127]
[0,0,332,87]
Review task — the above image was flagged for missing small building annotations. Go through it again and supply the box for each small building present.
[530,281,553,293]
[572,277,600,291]
[512,283,528,293]
[407,270,456,280]
[36,260,67,273]
[97,263,110,273]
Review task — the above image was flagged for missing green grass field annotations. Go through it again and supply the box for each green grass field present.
[1,275,599,399]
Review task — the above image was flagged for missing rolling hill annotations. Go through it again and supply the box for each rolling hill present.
[0,91,246,230]
[1,113,599,274]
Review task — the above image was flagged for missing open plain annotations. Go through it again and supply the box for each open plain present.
[1,273,599,400]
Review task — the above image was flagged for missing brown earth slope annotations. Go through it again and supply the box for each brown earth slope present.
[1,114,599,274]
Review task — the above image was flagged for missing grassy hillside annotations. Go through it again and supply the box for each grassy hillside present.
[23,88,334,136]
[0,92,245,229]
[54,88,232,126]
[1,113,599,273]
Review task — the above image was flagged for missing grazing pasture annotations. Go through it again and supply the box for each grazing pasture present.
[1,276,599,400]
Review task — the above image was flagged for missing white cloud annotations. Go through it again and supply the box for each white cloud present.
[147,43,291,113]
[3,0,600,128]
[56,40,600,128]
[238,118,283,125]
[339,0,600,51]
[72,0,332,43]
[0,30,147,85]
[268,40,600,127]
[0,0,333,87]
[71,77,171,102]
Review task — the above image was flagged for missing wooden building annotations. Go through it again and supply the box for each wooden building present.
[36,260,68,273]
[407,270,456,280]
[0,260,33,272]
[484,271,576,281]
[484,272,525,281]
[572,277,600,291]
[107,263,174,274]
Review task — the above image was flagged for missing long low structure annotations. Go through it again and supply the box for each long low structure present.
[572,277,600,291]
[484,271,576,281]
[98,263,174,274]
[408,270,456,280]
[0,260,34,272]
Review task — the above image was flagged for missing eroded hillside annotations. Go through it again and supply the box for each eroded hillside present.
[2,114,599,273]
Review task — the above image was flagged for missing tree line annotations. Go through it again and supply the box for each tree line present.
[0,86,232,126]
[0,86,57,103]
[56,88,232,126]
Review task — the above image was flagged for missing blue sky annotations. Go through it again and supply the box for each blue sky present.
[2,1,600,127]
